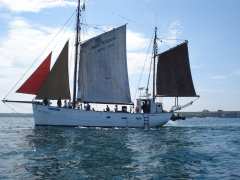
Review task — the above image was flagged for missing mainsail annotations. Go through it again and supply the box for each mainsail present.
[156,41,197,97]
[36,41,71,100]
[16,53,51,95]
[77,25,131,104]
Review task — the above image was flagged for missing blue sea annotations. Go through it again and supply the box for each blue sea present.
[0,116,240,179]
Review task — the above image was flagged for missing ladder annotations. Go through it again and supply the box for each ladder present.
[143,115,150,129]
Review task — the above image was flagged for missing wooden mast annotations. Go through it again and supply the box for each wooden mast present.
[152,27,158,102]
[73,0,81,108]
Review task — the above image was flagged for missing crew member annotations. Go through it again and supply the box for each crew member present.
[114,105,118,112]
[106,105,110,112]
[57,98,62,107]
[86,103,91,111]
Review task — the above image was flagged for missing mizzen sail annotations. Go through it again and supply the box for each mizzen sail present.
[77,25,131,104]
[156,41,197,97]
[36,41,71,100]
[16,53,51,95]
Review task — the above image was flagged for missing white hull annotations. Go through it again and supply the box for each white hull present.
[32,104,171,128]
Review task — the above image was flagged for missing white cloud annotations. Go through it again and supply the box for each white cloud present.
[0,17,73,69]
[0,0,76,12]
[127,30,149,52]
[127,52,151,75]
[159,20,184,50]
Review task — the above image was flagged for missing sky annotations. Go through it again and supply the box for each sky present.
[0,0,240,113]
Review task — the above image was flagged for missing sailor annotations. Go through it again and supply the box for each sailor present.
[106,105,110,112]
[57,98,62,108]
[114,105,118,112]
[43,98,49,106]
[86,103,91,111]
[142,101,147,113]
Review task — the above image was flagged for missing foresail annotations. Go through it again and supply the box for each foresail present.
[16,53,51,95]
[156,42,197,97]
[36,41,71,100]
[77,25,132,104]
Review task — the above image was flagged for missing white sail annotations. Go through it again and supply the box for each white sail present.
[77,25,131,104]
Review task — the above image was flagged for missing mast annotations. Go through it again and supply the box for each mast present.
[152,27,158,102]
[73,0,81,108]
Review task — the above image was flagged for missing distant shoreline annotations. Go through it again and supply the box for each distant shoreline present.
[180,111,240,118]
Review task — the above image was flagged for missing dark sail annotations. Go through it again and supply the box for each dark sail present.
[36,41,71,100]
[156,41,197,97]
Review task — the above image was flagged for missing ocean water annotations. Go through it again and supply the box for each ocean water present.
[0,116,240,179]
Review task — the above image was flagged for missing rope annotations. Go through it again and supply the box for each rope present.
[3,9,76,100]
[4,102,18,113]
[146,55,153,91]
[2,101,34,123]
[133,32,154,101]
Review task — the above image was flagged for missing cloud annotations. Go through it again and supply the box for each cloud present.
[0,0,76,12]
[159,20,184,50]
[127,30,149,52]
[0,17,71,69]
[127,52,151,75]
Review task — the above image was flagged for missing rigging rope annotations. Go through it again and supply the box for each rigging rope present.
[133,32,154,101]
[3,9,76,100]
[146,54,153,92]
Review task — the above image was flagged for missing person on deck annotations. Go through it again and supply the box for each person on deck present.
[142,102,147,113]
[86,103,91,111]
[106,105,110,112]
[43,98,49,106]
[114,105,118,112]
[57,98,62,108]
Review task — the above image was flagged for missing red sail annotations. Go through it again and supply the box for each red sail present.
[16,53,51,95]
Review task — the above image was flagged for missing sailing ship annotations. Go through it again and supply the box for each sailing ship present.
[2,0,198,128]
